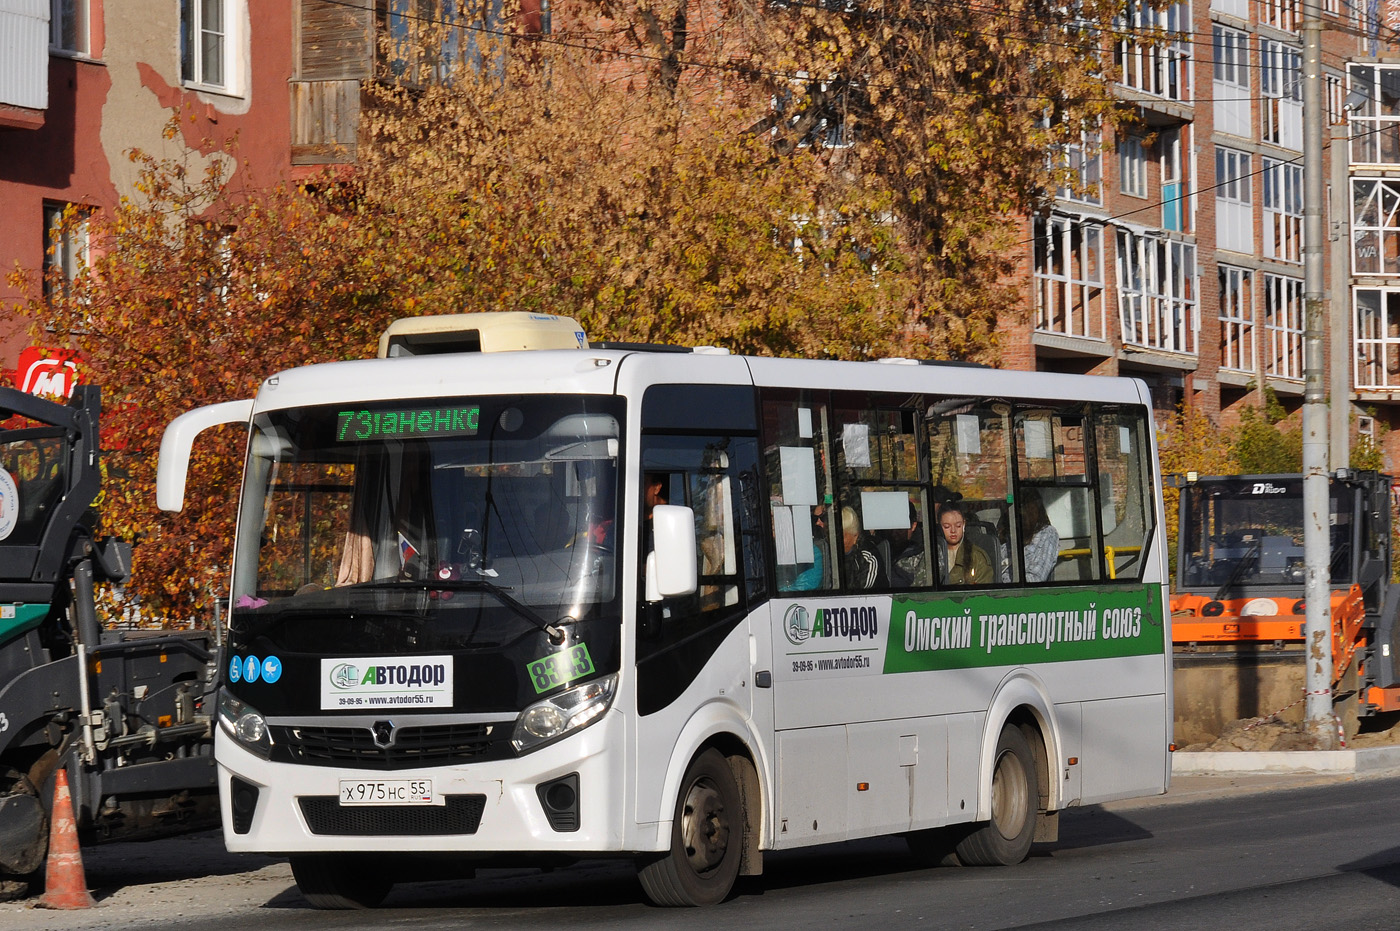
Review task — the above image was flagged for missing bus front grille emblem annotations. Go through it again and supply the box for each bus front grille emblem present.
[372,720,395,748]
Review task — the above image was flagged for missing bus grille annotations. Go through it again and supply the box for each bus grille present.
[298,795,486,836]
[269,722,513,770]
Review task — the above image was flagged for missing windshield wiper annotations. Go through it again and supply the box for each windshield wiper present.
[1214,538,1261,601]
[377,577,571,645]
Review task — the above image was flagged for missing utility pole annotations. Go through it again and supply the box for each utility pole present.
[1302,1,1337,749]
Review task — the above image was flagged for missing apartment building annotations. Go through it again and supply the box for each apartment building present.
[7,1,1400,466]
[0,0,295,378]
[1004,0,1400,468]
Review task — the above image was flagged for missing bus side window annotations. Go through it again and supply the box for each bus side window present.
[924,400,1014,587]
[1093,408,1155,581]
[1013,404,1118,584]
[831,396,925,593]
[763,394,835,593]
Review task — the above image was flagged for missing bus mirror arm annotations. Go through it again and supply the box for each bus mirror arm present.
[156,400,255,512]
[647,505,698,601]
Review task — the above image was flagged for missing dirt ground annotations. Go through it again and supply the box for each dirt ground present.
[1180,712,1400,752]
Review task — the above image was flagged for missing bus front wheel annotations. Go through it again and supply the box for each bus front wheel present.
[290,853,394,909]
[955,724,1037,866]
[637,748,742,906]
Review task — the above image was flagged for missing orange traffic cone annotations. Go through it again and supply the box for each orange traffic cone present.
[38,768,94,909]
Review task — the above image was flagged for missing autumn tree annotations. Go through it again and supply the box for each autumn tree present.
[5,136,411,615]
[573,0,1134,359]
[4,0,1142,617]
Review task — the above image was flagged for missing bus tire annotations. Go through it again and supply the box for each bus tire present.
[955,724,1037,867]
[637,748,742,906]
[290,854,393,909]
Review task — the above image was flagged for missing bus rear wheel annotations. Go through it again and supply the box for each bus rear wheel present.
[955,724,1037,866]
[290,854,393,909]
[637,748,742,906]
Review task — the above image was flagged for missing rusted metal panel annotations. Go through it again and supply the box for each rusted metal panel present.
[0,0,49,111]
[290,79,361,165]
[297,0,372,82]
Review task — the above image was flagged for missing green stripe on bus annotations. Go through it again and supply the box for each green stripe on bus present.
[884,586,1165,673]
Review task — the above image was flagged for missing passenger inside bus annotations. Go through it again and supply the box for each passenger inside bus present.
[890,501,929,588]
[1020,489,1060,583]
[779,504,828,592]
[841,506,887,589]
[938,502,993,586]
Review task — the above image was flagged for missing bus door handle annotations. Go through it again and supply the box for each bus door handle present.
[755,671,772,689]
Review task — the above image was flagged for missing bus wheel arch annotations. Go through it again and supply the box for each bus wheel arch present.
[980,675,1059,811]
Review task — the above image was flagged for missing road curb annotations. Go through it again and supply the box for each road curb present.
[1173,746,1400,775]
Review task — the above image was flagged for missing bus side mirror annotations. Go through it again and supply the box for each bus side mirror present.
[646,504,697,601]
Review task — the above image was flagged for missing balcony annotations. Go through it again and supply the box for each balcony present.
[291,79,362,165]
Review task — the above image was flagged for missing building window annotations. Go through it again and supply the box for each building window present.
[1263,274,1304,380]
[1215,146,1252,253]
[1258,0,1300,31]
[1115,229,1197,355]
[771,75,859,151]
[1053,129,1101,206]
[1212,26,1250,137]
[1351,178,1400,275]
[1355,288,1400,389]
[182,0,227,88]
[42,202,89,302]
[1034,213,1105,340]
[50,0,88,54]
[1348,64,1400,165]
[377,0,504,86]
[1119,136,1147,197]
[1263,158,1303,264]
[1115,1,1191,103]
[1327,73,1344,126]
[1261,39,1302,150]
[1210,0,1247,18]
[1219,265,1255,373]
[1160,126,1190,233]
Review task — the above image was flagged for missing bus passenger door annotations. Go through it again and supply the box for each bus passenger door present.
[632,429,768,825]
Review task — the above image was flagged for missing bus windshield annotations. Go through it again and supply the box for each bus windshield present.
[228,395,623,646]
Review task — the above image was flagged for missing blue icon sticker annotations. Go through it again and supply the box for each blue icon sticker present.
[261,655,283,684]
[244,655,261,684]
[228,656,242,683]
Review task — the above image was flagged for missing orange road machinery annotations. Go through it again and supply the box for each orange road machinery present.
[1170,471,1400,719]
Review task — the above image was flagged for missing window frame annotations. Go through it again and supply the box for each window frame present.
[49,0,88,56]
[181,0,245,95]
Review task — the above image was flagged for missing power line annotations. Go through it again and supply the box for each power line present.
[315,0,1376,97]
[1023,119,1389,246]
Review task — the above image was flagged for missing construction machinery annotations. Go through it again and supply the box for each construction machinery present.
[1170,470,1400,743]
[0,386,218,899]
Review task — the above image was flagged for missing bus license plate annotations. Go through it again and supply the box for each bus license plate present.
[339,779,437,806]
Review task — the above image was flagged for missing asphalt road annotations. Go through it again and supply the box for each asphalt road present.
[5,772,1400,930]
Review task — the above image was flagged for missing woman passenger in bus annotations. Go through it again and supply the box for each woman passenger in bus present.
[1021,489,1060,583]
[938,502,992,586]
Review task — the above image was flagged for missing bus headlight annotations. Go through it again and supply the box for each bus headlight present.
[512,674,617,754]
[217,689,273,758]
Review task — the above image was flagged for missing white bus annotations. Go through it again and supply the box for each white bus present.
[157,312,1171,908]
